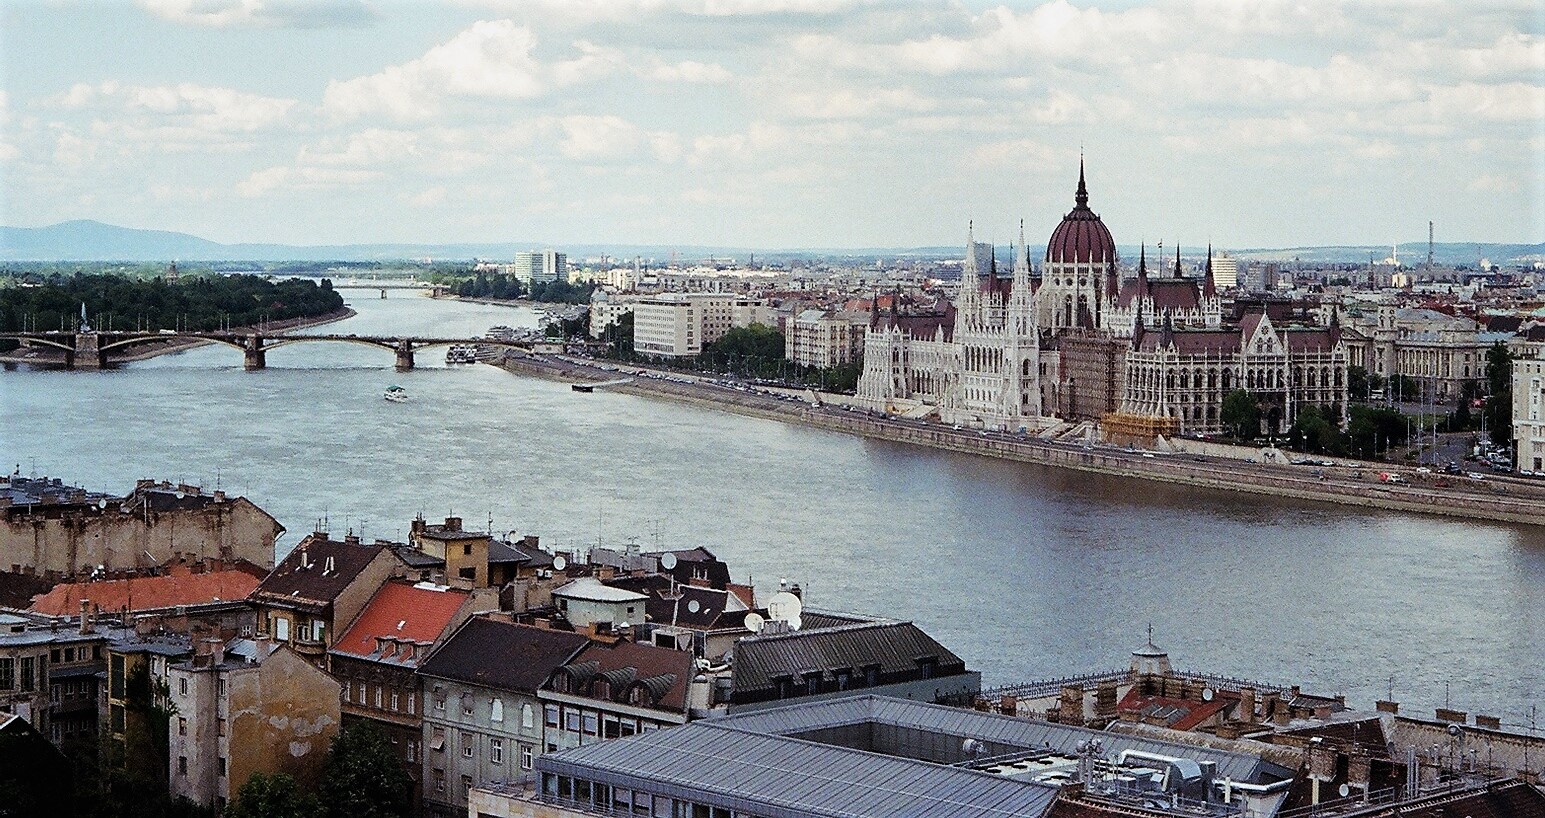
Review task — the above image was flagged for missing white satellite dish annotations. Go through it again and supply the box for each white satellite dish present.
[1202,688,1215,702]
[174,491,185,499]
[552,555,568,571]
[743,612,765,633]
[766,591,803,623]
[660,552,678,570]
[97,499,108,510]
[788,614,802,631]
[1338,784,1351,798]
[686,599,700,614]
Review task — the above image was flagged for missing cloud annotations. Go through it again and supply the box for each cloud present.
[322,21,623,121]
[456,0,858,21]
[644,59,733,84]
[405,186,448,206]
[237,165,383,197]
[140,0,378,28]
[54,82,295,132]
[556,115,646,161]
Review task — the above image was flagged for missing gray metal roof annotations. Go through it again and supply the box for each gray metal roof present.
[715,696,1291,784]
[732,620,965,694]
[537,720,1059,818]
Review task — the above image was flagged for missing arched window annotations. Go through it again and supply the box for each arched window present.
[491,698,504,723]
[522,704,534,729]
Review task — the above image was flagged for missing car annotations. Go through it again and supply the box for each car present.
[1467,472,1488,481]
[1434,479,1452,488]
[1443,463,1462,475]
[1415,467,1433,475]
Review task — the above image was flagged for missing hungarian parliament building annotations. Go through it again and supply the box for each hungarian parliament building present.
[855,162,1350,439]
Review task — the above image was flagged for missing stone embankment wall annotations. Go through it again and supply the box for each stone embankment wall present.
[500,354,1545,528]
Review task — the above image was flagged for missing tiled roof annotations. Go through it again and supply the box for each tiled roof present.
[29,563,267,616]
[419,617,588,694]
[1391,780,1545,818]
[1046,166,1116,266]
[731,620,967,696]
[1114,688,1231,732]
[558,639,695,713]
[249,536,391,613]
[1137,330,1240,354]
[329,581,469,665]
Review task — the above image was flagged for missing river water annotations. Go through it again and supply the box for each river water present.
[2,290,1540,724]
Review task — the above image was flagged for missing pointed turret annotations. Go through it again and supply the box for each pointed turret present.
[1161,309,1175,348]
[1075,153,1088,209]
[1132,298,1145,349]
[1137,243,1149,290]
[1173,244,1183,279]
[1329,304,1342,346]
[1204,244,1217,298]
[1014,219,1031,283]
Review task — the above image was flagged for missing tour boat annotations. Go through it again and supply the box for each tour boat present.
[383,385,409,403]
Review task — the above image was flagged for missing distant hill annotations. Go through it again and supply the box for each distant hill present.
[2,220,1540,266]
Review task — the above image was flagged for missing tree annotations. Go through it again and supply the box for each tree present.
[1287,404,1340,454]
[226,773,321,818]
[319,723,411,818]
[1347,365,1371,402]
[1484,342,1513,445]
[1220,389,1260,440]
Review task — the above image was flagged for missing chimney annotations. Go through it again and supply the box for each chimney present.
[1474,714,1501,730]
[1375,700,1400,714]
[1274,707,1291,727]
[201,637,225,666]
[343,533,359,545]
[253,632,272,660]
[444,516,462,532]
[212,490,226,503]
[1240,687,1258,721]
[523,535,539,548]
[1435,708,1467,724]
[789,583,803,600]
[79,600,94,635]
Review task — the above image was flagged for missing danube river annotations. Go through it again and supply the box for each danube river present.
[2,290,1540,724]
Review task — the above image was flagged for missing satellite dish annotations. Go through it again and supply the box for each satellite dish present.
[660,552,678,570]
[1202,687,1215,702]
[788,614,802,631]
[963,738,984,757]
[174,491,185,499]
[743,612,765,633]
[551,555,567,571]
[1338,784,1351,798]
[686,599,700,614]
[1446,723,1462,737]
[97,499,108,510]
[766,591,803,622]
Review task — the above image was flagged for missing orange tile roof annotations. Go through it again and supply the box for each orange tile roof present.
[29,564,265,617]
[331,582,469,663]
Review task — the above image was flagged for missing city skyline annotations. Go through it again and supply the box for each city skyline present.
[1,0,1541,249]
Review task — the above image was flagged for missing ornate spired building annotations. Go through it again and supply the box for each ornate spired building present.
[856,159,1347,438]
[1034,160,1119,333]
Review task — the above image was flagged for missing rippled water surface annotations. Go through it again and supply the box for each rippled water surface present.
[3,290,1540,722]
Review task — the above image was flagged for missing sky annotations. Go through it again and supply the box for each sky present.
[1,0,1542,251]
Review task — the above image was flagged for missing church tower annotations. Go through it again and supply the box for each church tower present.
[1037,158,1118,333]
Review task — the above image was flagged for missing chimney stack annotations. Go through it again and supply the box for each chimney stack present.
[79,599,94,635]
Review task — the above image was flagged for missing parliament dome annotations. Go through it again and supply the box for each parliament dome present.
[1045,161,1117,265]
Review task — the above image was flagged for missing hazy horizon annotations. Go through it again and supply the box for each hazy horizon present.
[2,1,1541,250]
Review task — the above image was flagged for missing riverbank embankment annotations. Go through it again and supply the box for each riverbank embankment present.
[0,307,358,367]
[498,352,1545,528]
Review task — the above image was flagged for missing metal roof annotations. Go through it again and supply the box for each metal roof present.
[537,720,1059,818]
[731,620,966,695]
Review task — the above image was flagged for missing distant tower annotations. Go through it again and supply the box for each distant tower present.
[1130,624,1172,683]
[166,261,179,283]
[1427,221,1435,270]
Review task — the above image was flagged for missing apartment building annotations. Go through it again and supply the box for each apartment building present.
[632,293,775,358]
[1513,349,1545,472]
[785,309,866,369]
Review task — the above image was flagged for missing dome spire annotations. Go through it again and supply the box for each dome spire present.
[1204,244,1216,297]
[1075,153,1088,209]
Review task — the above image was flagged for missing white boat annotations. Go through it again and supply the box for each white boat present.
[446,344,478,364]
[384,385,409,403]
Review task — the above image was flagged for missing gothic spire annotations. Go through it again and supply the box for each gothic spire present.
[1204,244,1217,297]
[1075,154,1089,209]
[963,220,979,280]
[1014,218,1031,282]
[1173,244,1183,279]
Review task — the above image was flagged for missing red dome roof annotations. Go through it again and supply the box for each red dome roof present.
[1045,162,1116,265]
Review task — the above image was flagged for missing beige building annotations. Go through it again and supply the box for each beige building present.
[167,639,341,812]
[631,293,774,358]
[586,291,640,340]
[0,477,282,579]
[1341,305,1502,401]
[1513,350,1545,473]
[784,309,866,369]
[247,534,401,667]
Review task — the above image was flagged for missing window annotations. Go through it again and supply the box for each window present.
[19,657,35,692]
[374,686,383,709]
[918,658,938,679]
[406,739,417,763]
[462,693,474,716]
[217,719,226,737]
[564,709,581,733]
[178,756,187,775]
[521,704,534,729]
[50,649,60,663]
[178,718,187,736]
[407,693,416,715]
[0,658,10,691]
[217,678,226,698]
[461,775,472,796]
[603,716,620,739]
[520,744,533,770]
[803,672,821,696]
[179,677,188,696]
[358,682,366,703]
[619,719,636,737]
[342,683,350,703]
[461,732,474,758]
[390,691,400,712]
[274,617,289,641]
[544,704,559,727]
[463,543,472,556]
[434,768,445,793]
[490,698,503,722]
[863,665,879,687]
[435,693,445,711]
[490,738,503,764]
[218,757,227,777]
[582,712,598,736]
[110,704,125,733]
[430,727,446,752]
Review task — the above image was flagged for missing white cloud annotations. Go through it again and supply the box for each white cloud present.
[457,0,857,21]
[298,129,422,166]
[556,115,645,161]
[322,21,624,121]
[237,165,383,197]
[53,82,295,132]
[644,59,733,84]
[405,186,448,206]
[139,0,377,29]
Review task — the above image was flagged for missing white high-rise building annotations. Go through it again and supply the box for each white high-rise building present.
[632,293,774,358]
[1211,253,1239,289]
[513,250,567,285]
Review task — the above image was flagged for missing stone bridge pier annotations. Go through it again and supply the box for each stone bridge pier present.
[243,335,267,370]
[394,340,415,370]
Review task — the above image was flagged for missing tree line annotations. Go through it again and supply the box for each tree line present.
[598,316,862,392]
[0,273,344,343]
[448,270,595,305]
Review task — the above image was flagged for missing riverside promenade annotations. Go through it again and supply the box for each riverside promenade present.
[501,352,1545,528]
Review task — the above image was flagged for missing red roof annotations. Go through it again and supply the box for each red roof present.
[1115,688,1233,732]
[1045,163,1117,265]
[29,563,267,616]
[331,581,470,663]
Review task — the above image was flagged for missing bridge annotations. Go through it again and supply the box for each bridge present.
[0,330,536,370]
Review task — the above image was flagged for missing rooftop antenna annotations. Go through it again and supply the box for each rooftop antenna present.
[1427,221,1435,269]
